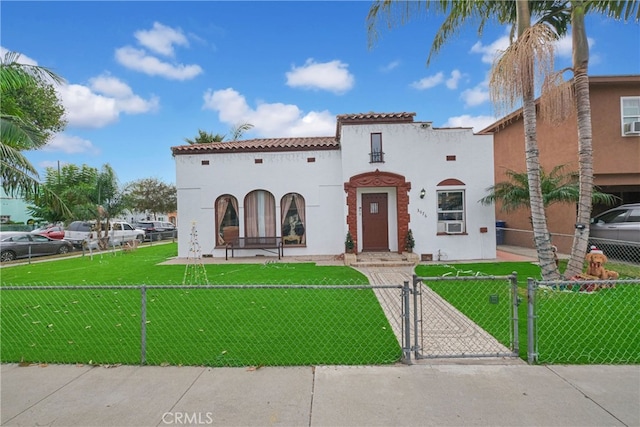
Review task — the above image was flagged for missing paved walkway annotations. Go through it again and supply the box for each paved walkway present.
[354,266,516,361]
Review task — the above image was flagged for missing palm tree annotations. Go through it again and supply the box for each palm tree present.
[1,51,71,218]
[184,123,253,144]
[491,2,561,280]
[367,0,638,279]
[92,164,126,249]
[541,0,639,277]
[368,0,561,279]
[184,129,226,144]
[480,165,618,213]
[1,51,65,197]
[229,123,254,141]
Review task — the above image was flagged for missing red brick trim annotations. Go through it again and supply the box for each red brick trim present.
[344,170,411,254]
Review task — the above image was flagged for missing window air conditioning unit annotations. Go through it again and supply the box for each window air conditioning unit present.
[445,221,464,234]
[625,121,640,134]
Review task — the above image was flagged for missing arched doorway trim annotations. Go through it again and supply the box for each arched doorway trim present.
[344,170,411,253]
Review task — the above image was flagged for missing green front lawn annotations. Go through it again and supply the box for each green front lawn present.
[0,244,402,366]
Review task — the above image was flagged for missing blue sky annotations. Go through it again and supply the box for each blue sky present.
[2,1,639,185]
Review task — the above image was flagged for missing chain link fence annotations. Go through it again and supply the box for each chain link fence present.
[499,227,640,266]
[528,279,640,364]
[586,237,640,264]
[412,274,519,359]
[0,284,404,367]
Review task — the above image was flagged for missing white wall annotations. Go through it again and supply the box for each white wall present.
[339,122,496,260]
[175,120,496,261]
[175,149,344,258]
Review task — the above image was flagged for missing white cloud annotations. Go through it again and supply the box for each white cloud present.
[442,115,496,133]
[89,74,160,114]
[286,59,354,94]
[470,33,510,64]
[203,87,335,137]
[58,75,159,128]
[134,22,188,57]
[115,46,202,80]
[446,69,463,89]
[461,85,490,107]
[58,84,119,128]
[89,74,135,98]
[411,72,444,90]
[554,33,595,59]
[380,60,400,73]
[43,134,100,155]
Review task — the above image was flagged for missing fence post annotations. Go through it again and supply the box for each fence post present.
[402,280,412,365]
[527,278,536,364]
[510,272,519,356]
[412,275,421,359]
[140,285,147,365]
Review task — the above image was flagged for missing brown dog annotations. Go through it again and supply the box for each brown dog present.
[585,249,619,280]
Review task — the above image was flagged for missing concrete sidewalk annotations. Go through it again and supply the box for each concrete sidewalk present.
[2,362,638,427]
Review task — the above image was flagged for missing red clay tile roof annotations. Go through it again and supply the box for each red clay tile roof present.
[336,112,416,123]
[335,112,415,139]
[172,112,418,154]
[171,136,338,155]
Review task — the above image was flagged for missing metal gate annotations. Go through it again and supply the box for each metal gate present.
[409,274,520,360]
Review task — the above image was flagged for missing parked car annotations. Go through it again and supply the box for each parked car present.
[65,220,145,248]
[134,221,177,241]
[590,203,640,261]
[590,203,640,243]
[31,225,65,240]
[0,231,74,262]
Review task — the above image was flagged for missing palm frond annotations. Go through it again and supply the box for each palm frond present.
[1,51,65,92]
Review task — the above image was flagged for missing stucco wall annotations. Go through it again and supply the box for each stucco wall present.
[175,149,344,258]
[174,120,496,261]
[340,123,496,261]
[490,77,640,253]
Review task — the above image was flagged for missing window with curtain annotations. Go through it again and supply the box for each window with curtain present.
[215,195,239,246]
[281,193,306,245]
[244,190,276,239]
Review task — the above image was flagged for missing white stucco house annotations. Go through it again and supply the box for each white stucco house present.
[171,112,497,261]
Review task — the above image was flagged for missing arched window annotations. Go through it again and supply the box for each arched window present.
[244,190,276,238]
[281,193,306,245]
[215,195,239,246]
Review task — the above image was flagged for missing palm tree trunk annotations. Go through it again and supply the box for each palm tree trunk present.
[517,1,561,280]
[565,1,594,278]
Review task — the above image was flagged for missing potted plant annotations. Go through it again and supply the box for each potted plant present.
[345,231,355,254]
[404,229,415,253]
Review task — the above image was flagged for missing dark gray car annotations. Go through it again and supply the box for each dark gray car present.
[0,231,74,262]
[134,221,177,241]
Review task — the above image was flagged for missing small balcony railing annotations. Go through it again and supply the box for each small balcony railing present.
[369,151,385,163]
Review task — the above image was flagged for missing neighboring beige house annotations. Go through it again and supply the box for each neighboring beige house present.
[171,112,497,261]
[479,75,640,253]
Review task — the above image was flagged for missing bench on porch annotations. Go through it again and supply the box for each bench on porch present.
[225,236,284,260]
